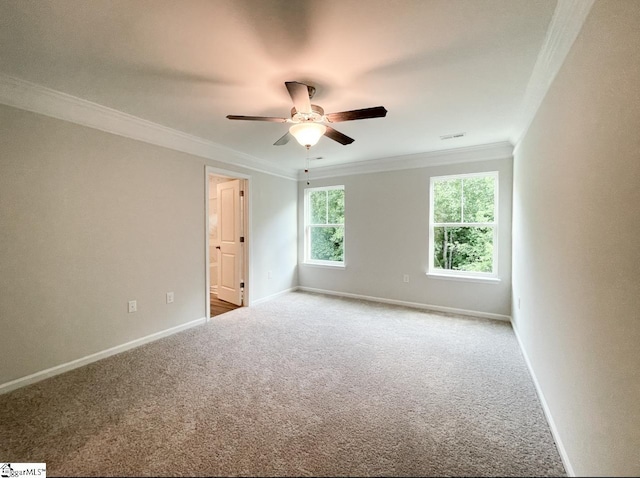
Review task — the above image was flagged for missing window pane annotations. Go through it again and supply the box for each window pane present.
[463,176,495,222]
[310,190,327,224]
[433,226,493,273]
[433,179,462,222]
[327,189,345,224]
[310,226,344,262]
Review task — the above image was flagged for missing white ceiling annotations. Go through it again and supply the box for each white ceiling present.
[0,0,557,171]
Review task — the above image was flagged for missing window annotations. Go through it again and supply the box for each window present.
[429,172,498,279]
[304,185,345,266]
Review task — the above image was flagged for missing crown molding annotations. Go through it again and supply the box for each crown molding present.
[299,141,514,180]
[511,0,595,148]
[0,74,298,181]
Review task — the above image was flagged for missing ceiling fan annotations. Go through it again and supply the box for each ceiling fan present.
[226,81,387,148]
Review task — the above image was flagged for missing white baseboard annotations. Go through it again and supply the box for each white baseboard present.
[251,287,299,306]
[297,286,511,322]
[511,320,575,476]
[0,317,207,395]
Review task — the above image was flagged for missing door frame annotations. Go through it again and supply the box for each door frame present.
[205,166,251,319]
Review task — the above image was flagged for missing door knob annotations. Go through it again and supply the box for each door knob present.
[215,246,221,250]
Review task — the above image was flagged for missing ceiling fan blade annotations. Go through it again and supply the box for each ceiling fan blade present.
[226,115,288,122]
[285,81,312,114]
[324,126,354,145]
[325,106,388,123]
[274,132,292,146]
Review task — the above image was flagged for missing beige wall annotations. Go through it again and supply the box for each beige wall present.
[298,157,513,317]
[0,104,298,385]
[252,171,299,300]
[512,1,640,475]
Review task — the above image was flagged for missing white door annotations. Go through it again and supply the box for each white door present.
[216,179,243,306]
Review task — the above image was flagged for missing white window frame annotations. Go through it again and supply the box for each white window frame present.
[304,185,345,267]
[428,171,499,281]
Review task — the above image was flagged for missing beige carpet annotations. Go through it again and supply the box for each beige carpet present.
[0,291,565,476]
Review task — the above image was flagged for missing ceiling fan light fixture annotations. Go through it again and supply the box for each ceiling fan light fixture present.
[289,122,327,148]
[227,81,386,147]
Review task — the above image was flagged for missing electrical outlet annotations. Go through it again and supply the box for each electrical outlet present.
[268,270,272,279]
[128,300,137,313]
[166,292,174,304]
[403,274,410,283]
[518,298,521,310]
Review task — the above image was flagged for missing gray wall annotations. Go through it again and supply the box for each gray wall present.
[0,104,298,385]
[250,171,299,300]
[512,1,640,475]
[298,157,513,317]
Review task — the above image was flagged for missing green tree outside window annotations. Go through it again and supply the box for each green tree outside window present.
[306,186,345,263]
[431,174,497,274]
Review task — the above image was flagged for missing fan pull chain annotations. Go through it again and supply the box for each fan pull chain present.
[305,146,311,185]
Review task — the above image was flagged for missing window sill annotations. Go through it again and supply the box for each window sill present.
[426,272,500,284]
[302,262,346,270]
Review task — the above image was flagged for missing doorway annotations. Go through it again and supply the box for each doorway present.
[205,167,250,319]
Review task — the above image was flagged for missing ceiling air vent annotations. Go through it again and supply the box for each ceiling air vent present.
[439,132,466,140]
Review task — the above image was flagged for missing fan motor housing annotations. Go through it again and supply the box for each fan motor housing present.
[291,104,325,123]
